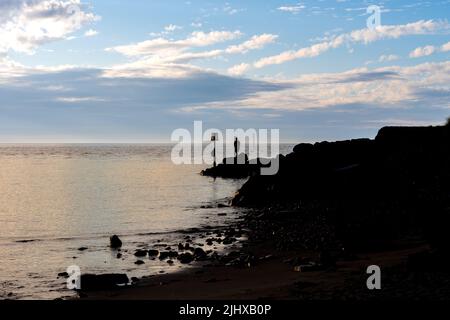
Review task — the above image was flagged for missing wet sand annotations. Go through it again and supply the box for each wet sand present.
[81,240,438,300]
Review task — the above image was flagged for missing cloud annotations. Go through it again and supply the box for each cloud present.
[442,41,450,52]
[191,22,202,28]
[84,29,98,37]
[105,32,277,78]
[164,24,182,33]
[409,40,450,58]
[227,63,250,76]
[0,66,290,141]
[56,96,106,103]
[223,5,243,15]
[379,54,400,62]
[0,0,100,55]
[277,4,306,14]
[190,61,450,113]
[254,20,448,68]
[225,34,278,54]
[106,30,243,57]
[409,45,436,58]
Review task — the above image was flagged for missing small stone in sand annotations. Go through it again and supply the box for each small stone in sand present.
[110,235,123,249]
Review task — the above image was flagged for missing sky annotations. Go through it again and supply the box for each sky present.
[0,0,449,143]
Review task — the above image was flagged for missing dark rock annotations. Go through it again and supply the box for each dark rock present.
[194,247,206,258]
[148,249,159,257]
[222,237,236,245]
[159,251,178,260]
[58,272,69,278]
[135,260,145,265]
[79,274,129,291]
[134,250,148,257]
[230,124,450,254]
[159,252,170,260]
[78,247,88,251]
[116,253,122,259]
[200,154,274,179]
[178,252,194,264]
[110,235,123,249]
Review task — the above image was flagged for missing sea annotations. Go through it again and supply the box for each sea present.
[0,144,293,300]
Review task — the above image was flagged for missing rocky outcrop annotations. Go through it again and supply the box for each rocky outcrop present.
[232,125,450,251]
[201,154,273,179]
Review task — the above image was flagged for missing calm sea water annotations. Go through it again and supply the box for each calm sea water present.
[0,144,293,300]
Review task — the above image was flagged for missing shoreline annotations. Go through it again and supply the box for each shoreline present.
[79,236,435,300]
[78,207,445,301]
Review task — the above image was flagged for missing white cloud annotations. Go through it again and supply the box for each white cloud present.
[409,40,450,58]
[0,0,100,55]
[105,31,277,78]
[191,61,450,112]
[223,5,243,15]
[225,34,278,54]
[106,30,243,57]
[84,29,99,37]
[57,96,107,103]
[277,4,306,14]
[409,45,436,58]
[191,22,203,28]
[227,63,250,76]
[442,41,450,52]
[254,20,448,68]
[164,24,182,32]
[379,54,400,62]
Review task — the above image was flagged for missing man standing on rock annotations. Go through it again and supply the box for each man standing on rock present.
[234,137,240,162]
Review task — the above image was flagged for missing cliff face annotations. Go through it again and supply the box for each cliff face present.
[232,125,450,250]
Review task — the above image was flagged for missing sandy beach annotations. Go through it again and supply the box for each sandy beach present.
[81,237,442,300]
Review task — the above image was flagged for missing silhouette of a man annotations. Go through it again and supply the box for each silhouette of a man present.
[234,137,240,159]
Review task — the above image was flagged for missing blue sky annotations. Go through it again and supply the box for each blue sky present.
[0,0,449,142]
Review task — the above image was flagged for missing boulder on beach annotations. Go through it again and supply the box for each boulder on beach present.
[178,252,194,264]
[159,251,178,260]
[134,249,148,257]
[110,235,122,249]
[194,247,206,258]
[79,274,129,291]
